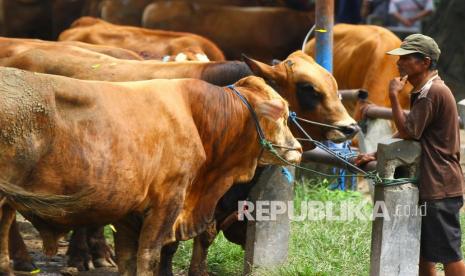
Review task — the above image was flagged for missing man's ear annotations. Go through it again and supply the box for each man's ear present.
[424,56,432,68]
[255,99,286,121]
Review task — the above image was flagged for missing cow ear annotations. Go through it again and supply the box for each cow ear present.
[255,99,286,121]
[242,53,275,78]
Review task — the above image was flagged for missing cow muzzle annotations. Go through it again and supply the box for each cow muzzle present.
[259,139,302,166]
[283,147,302,164]
[326,123,360,142]
[274,139,303,165]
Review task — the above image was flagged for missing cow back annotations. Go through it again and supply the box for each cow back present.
[142,1,314,61]
[59,16,226,61]
[305,24,411,115]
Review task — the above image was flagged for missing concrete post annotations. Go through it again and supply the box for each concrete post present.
[244,165,294,274]
[358,118,395,154]
[457,100,465,174]
[456,99,465,123]
[370,138,422,276]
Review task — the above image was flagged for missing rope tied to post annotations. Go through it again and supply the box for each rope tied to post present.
[287,112,417,187]
[226,84,416,187]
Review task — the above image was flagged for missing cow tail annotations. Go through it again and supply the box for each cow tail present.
[0,180,94,218]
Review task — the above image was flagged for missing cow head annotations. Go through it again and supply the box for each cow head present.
[234,77,302,166]
[243,51,358,150]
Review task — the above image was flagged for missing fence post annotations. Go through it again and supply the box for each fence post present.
[370,138,422,276]
[243,165,294,275]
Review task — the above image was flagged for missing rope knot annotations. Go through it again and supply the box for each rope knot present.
[289,111,297,120]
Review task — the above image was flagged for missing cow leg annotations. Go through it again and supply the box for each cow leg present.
[158,242,179,276]
[188,222,217,276]
[0,205,16,275]
[66,227,93,271]
[114,216,141,276]
[9,219,38,273]
[86,226,116,268]
[137,209,181,276]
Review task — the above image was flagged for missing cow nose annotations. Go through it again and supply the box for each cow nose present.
[340,124,360,137]
[287,139,303,163]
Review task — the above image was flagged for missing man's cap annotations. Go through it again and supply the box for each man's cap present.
[387,34,441,61]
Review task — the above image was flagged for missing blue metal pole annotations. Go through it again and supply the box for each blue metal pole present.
[316,0,353,190]
[315,0,334,73]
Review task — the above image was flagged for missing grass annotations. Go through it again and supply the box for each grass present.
[104,178,465,275]
[172,234,244,276]
[257,178,373,276]
[170,178,373,276]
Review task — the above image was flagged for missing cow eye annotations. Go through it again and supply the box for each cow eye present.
[296,82,322,111]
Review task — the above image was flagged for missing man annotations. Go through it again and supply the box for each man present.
[389,0,434,32]
[356,34,465,276]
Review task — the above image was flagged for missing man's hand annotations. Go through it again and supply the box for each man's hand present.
[400,17,413,27]
[354,152,376,166]
[389,75,408,98]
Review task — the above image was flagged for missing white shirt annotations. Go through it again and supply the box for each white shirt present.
[389,0,434,29]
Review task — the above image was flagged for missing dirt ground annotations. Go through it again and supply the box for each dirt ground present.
[16,216,118,276]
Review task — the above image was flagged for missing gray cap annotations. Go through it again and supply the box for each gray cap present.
[387,34,441,61]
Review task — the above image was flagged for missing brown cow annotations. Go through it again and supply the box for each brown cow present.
[98,0,313,26]
[0,41,358,273]
[58,16,226,61]
[99,0,153,26]
[0,36,143,60]
[1,0,91,39]
[59,41,142,60]
[0,66,302,275]
[141,1,315,62]
[304,23,412,117]
[2,0,53,39]
[0,42,357,143]
[193,0,314,9]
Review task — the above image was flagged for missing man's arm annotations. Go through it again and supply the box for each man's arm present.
[391,12,414,26]
[410,9,433,22]
[388,1,413,26]
[389,76,413,139]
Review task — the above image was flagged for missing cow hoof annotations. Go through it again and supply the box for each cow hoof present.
[67,259,94,271]
[59,267,79,276]
[12,261,40,274]
[93,257,115,268]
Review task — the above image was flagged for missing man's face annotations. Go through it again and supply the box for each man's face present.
[396,54,430,77]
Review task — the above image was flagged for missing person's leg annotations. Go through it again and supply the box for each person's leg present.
[444,259,465,276]
[419,256,436,276]
[420,197,464,276]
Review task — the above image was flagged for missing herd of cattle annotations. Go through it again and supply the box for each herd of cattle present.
[0,1,410,275]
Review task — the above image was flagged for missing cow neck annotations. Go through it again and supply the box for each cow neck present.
[199,61,253,86]
[188,82,261,168]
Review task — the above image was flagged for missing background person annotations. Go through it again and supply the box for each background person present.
[388,0,434,32]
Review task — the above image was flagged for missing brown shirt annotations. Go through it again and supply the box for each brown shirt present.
[405,74,465,201]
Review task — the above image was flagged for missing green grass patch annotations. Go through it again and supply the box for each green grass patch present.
[172,233,244,276]
[257,178,372,276]
[103,178,465,275]
[170,178,373,275]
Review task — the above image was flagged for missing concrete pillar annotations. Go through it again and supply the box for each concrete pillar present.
[456,99,465,124]
[370,138,422,276]
[358,118,395,153]
[457,100,465,175]
[244,165,294,274]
